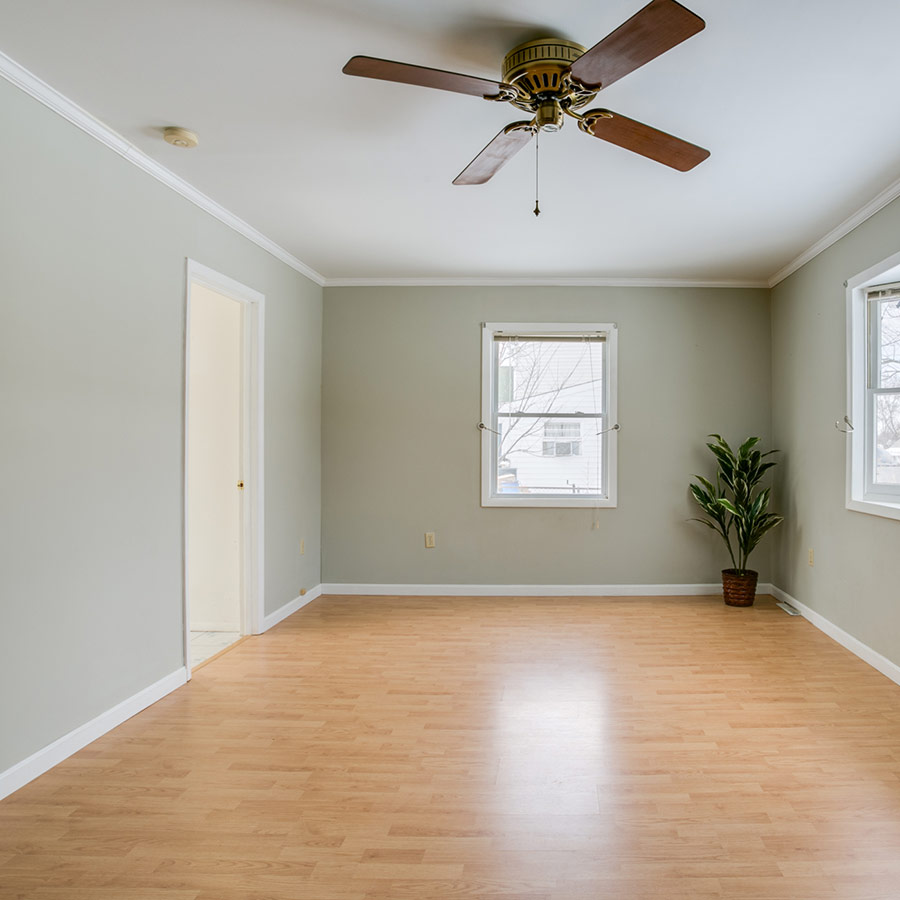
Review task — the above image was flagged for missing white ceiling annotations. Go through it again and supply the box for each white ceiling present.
[2,0,900,284]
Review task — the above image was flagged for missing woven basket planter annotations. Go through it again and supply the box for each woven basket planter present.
[721,569,758,607]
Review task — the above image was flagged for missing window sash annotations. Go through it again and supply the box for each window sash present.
[863,285,900,500]
[493,336,607,419]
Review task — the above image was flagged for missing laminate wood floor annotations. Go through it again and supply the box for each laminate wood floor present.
[3,594,900,899]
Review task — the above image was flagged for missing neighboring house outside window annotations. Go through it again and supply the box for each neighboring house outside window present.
[480,322,617,508]
[846,252,900,520]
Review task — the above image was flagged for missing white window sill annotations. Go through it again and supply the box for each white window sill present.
[483,496,617,509]
[847,497,900,522]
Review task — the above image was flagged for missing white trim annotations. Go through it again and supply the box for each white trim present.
[0,667,186,801]
[324,277,769,289]
[261,586,323,631]
[768,173,900,287]
[188,261,266,306]
[189,621,242,633]
[320,583,731,597]
[846,497,900,522]
[0,50,325,287]
[768,586,900,688]
[184,261,266,685]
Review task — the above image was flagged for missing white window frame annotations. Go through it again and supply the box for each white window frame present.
[846,249,900,521]
[480,322,618,508]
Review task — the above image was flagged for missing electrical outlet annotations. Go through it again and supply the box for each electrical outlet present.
[424,532,436,549]
[300,539,305,556]
[808,548,814,566]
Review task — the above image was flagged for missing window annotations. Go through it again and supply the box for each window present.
[480,322,617,508]
[868,284,900,491]
[543,421,582,457]
[847,251,900,519]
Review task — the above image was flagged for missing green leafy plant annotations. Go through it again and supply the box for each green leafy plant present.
[690,434,784,575]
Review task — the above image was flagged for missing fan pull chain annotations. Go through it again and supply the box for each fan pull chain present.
[533,128,541,217]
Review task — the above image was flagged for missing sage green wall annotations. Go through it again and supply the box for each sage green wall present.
[771,195,900,667]
[322,285,772,585]
[0,77,321,773]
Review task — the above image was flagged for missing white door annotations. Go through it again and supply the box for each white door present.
[186,284,243,662]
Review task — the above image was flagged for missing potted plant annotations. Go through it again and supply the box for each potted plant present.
[690,434,784,607]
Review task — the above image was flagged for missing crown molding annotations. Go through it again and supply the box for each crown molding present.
[768,173,900,288]
[11,46,900,295]
[0,50,326,287]
[323,276,769,289]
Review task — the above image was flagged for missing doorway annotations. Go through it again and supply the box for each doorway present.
[184,261,264,677]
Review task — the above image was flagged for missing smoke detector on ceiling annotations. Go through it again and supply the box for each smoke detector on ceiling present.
[163,127,199,149]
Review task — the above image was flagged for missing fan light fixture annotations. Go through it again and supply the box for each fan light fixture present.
[342,0,710,189]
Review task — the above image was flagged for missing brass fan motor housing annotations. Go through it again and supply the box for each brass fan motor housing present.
[501,38,598,115]
[502,38,584,91]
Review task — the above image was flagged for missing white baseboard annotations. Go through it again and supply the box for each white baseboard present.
[0,667,187,802]
[320,582,739,597]
[769,585,900,687]
[0,583,327,799]
[190,621,241,633]
[261,585,323,631]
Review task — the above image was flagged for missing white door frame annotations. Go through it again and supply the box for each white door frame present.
[183,259,265,679]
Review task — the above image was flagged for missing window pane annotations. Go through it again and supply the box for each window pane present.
[497,415,602,495]
[877,299,900,389]
[496,339,604,415]
[874,392,900,484]
[498,365,514,403]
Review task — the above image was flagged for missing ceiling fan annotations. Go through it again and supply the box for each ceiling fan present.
[343,0,710,186]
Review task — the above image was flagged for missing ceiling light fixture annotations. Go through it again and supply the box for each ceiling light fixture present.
[163,127,199,149]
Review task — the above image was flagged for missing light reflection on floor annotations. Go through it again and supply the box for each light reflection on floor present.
[492,663,609,819]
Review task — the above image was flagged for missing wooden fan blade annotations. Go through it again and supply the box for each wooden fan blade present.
[453,124,535,185]
[569,0,705,90]
[585,110,709,171]
[342,56,510,98]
